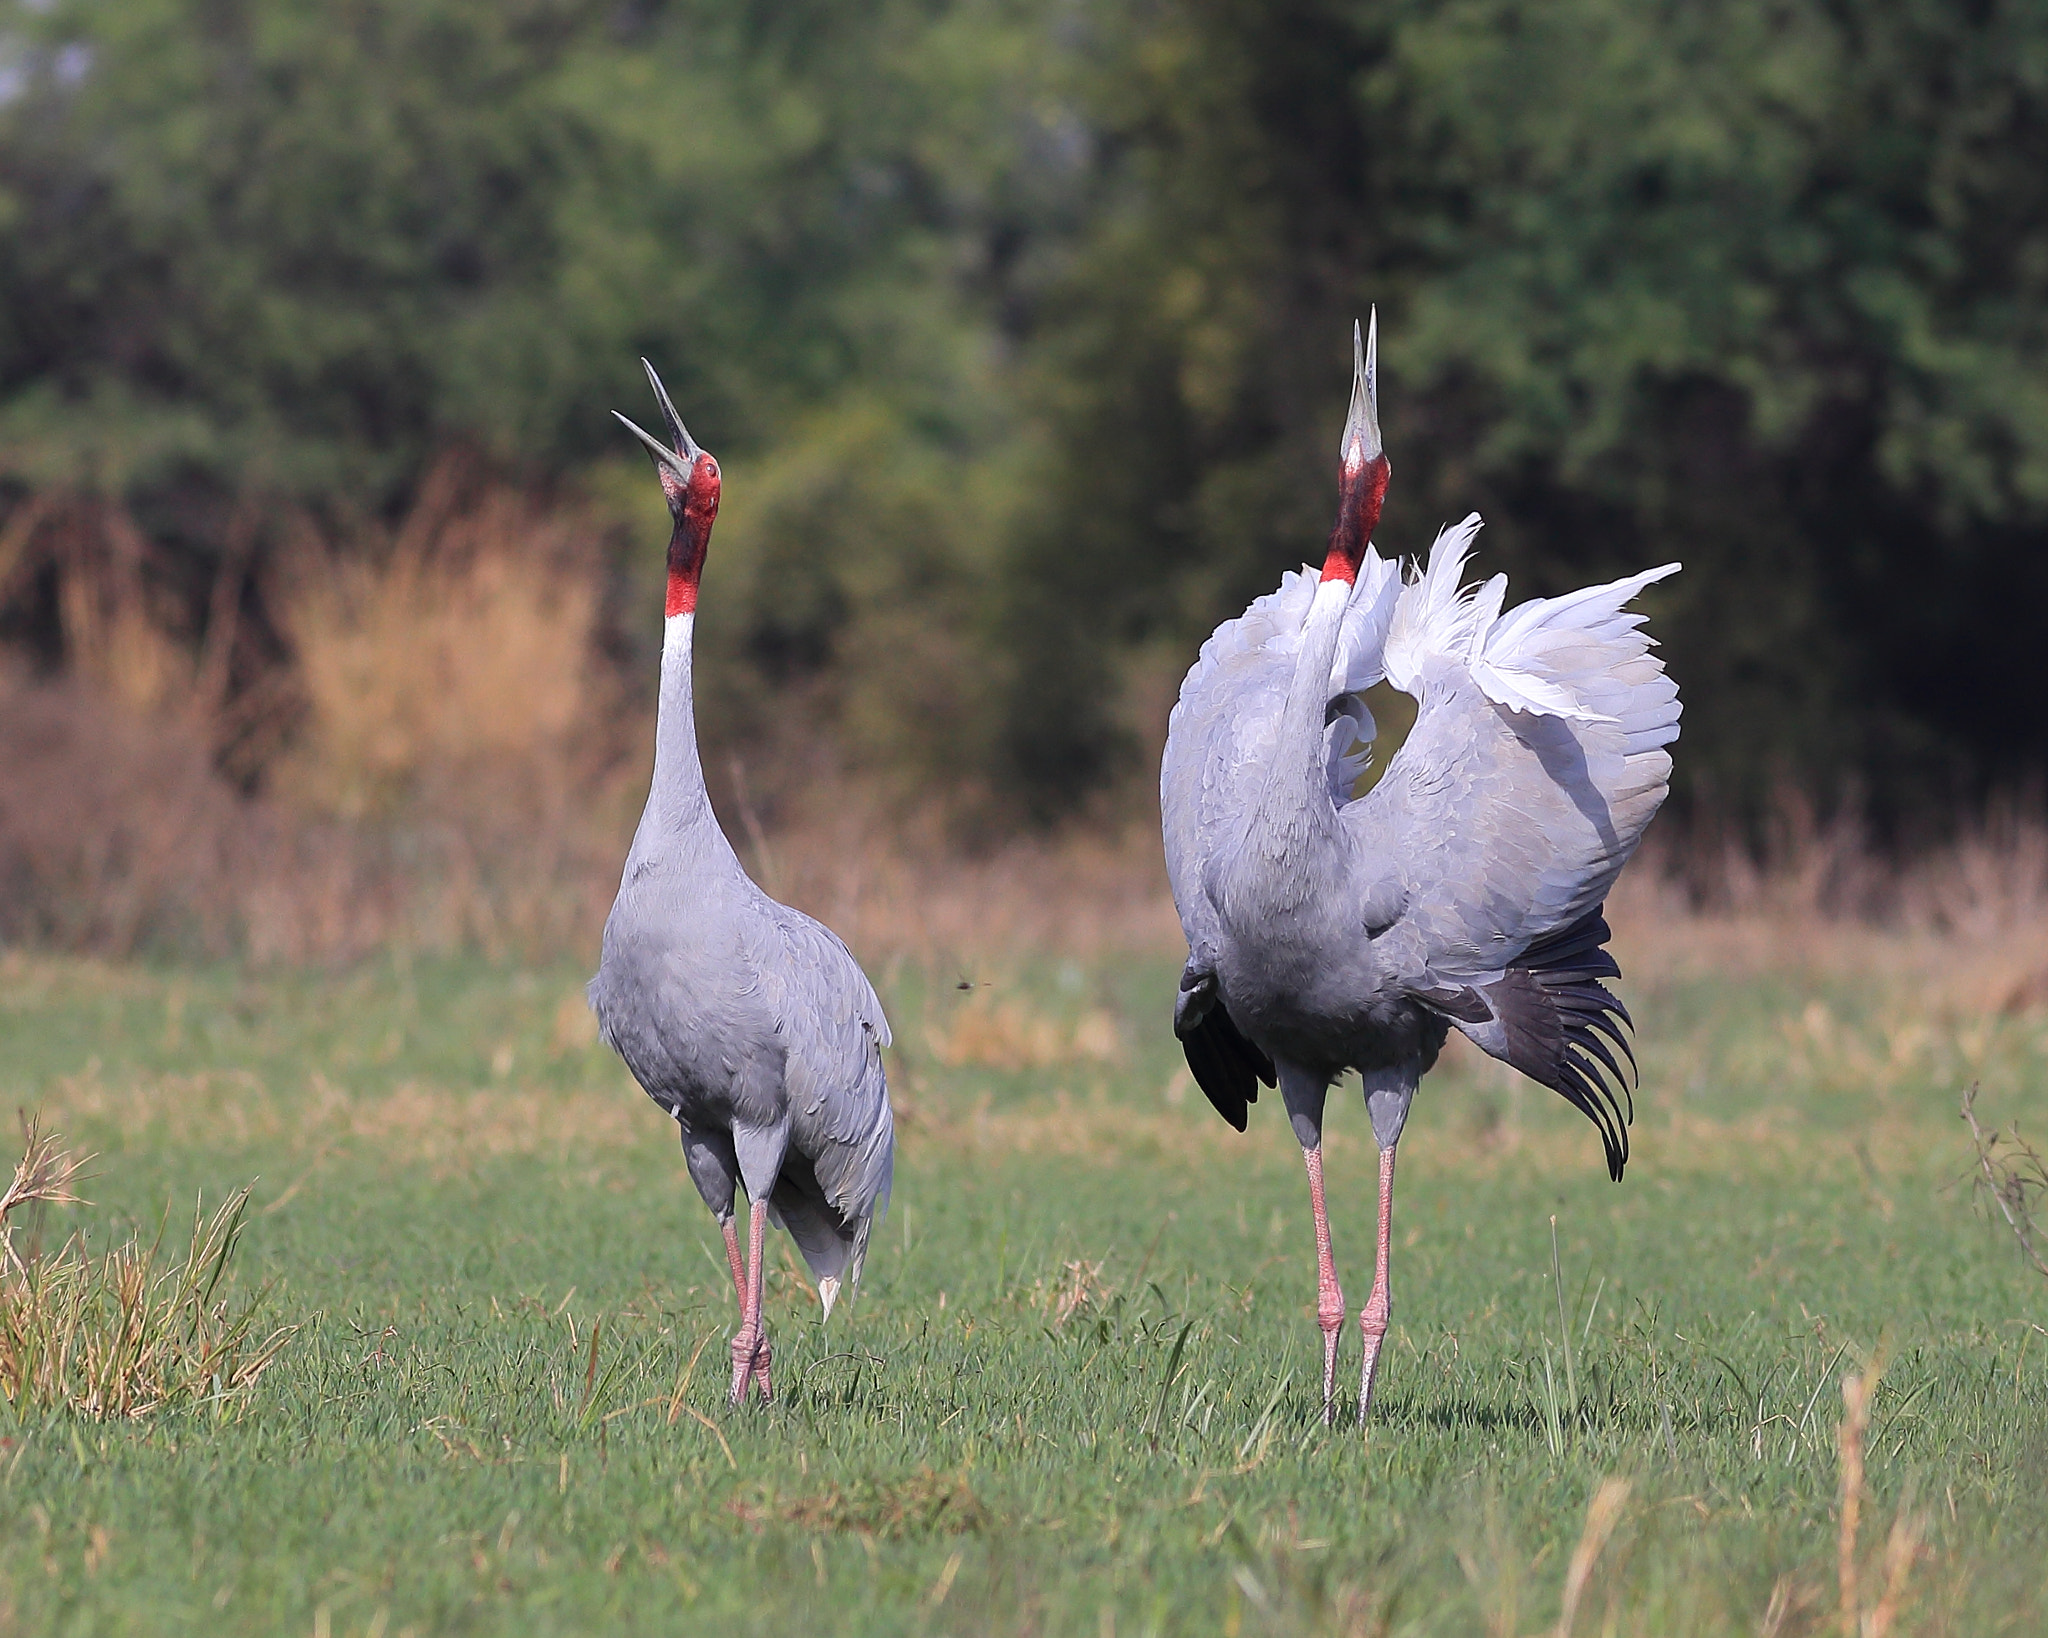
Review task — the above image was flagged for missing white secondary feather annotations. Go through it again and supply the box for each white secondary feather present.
[1181,567,1320,684]
[1322,550,1404,802]
[1322,702,1375,806]
[1477,562,1682,750]
[1331,547,1403,695]
[1178,548,1402,699]
[1164,546,1410,871]
[1384,512,1680,745]
[1383,515,1495,693]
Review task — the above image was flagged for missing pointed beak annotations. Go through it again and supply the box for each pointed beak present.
[641,357,701,461]
[1340,309,1384,471]
[611,358,702,480]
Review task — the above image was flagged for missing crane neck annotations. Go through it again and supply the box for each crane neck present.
[1281,576,1351,795]
[1240,577,1351,890]
[634,613,728,852]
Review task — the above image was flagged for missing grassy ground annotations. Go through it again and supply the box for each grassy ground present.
[0,936,2043,1636]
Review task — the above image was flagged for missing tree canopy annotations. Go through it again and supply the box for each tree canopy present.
[3,0,2044,825]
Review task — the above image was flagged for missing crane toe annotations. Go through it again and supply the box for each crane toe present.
[727,1326,772,1407]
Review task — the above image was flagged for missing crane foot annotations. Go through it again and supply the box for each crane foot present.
[1357,1302,1389,1426]
[1319,1316,1344,1426]
[728,1326,771,1407]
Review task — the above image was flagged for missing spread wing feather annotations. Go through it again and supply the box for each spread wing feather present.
[1355,518,1680,1174]
[1362,516,1679,968]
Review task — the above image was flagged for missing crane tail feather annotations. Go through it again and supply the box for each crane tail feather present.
[1173,967,1274,1133]
[1181,1026,1249,1131]
[1479,905,1637,1180]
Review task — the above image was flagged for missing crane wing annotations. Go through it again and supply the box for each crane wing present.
[1348,516,1680,1177]
[754,907,894,1303]
[1161,553,1401,1123]
[1163,553,1403,931]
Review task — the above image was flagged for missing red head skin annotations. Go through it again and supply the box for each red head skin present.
[661,453,721,616]
[1320,448,1390,585]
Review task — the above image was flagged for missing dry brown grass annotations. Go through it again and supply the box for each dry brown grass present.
[1960,1083,2048,1278]
[9,638,2048,985]
[1029,1257,1114,1330]
[18,1004,2000,1203]
[0,1119,292,1420]
[7,471,2048,991]
[1835,1352,1927,1638]
[0,467,1191,965]
[925,992,1125,1069]
[37,1061,648,1181]
[0,468,644,962]
[0,491,199,719]
[9,733,2048,1208]
[1555,1475,1633,1638]
[0,1119,92,1276]
[0,666,253,954]
[269,474,604,823]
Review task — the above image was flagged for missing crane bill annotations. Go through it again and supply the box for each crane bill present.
[1341,308,1383,464]
[612,409,693,479]
[639,358,701,459]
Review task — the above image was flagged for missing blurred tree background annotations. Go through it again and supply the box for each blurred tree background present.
[3,0,2046,853]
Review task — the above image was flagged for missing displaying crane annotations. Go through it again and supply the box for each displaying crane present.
[589,363,895,1409]
[1160,317,1680,1426]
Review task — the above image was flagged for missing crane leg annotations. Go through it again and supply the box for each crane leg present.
[1357,1143,1397,1425]
[722,1218,746,1309]
[728,1198,773,1407]
[722,1216,773,1399]
[1302,1145,1346,1426]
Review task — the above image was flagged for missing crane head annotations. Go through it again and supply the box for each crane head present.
[613,359,721,616]
[1322,310,1390,586]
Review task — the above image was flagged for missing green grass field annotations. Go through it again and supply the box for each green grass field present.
[0,940,2043,1635]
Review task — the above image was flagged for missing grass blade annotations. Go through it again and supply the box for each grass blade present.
[1551,1216,1578,1422]
[1146,1317,1195,1446]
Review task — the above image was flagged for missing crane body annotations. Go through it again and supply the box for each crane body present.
[1162,318,1680,1424]
[590,363,893,1407]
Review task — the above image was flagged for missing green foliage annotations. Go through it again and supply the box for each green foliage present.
[0,0,1052,802]
[1026,0,2048,817]
[0,0,1037,486]
[3,0,2046,820]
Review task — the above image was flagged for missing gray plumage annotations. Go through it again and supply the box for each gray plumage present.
[588,364,893,1347]
[1162,516,1680,1170]
[1159,316,1679,1423]
[589,794,895,1306]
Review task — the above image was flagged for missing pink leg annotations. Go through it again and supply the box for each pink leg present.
[1358,1144,1397,1425]
[723,1215,772,1398]
[722,1217,747,1310]
[728,1199,774,1407]
[1302,1145,1346,1427]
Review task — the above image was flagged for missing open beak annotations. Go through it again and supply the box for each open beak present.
[1340,309,1383,470]
[612,358,702,480]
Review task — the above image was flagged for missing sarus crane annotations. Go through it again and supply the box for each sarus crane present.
[589,362,895,1408]
[1160,316,1680,1427]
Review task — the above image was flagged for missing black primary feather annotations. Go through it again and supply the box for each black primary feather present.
[1173,963,1275,1132]
[1481,905,1637,1180]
